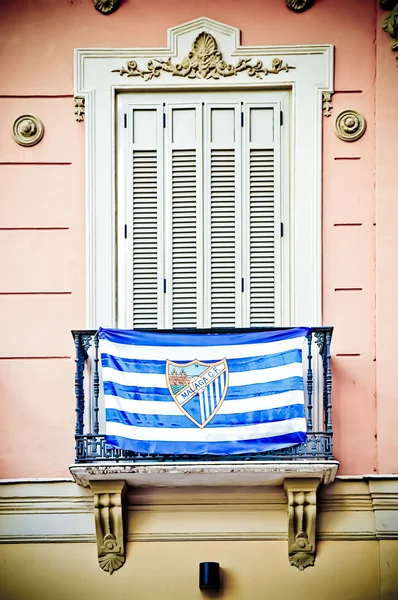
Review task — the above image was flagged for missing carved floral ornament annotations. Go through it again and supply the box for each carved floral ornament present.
[380,1,398,62]
[112,32,295,81]
[93,1,315,14]
[94,0,119,14]
[286,0,314,11]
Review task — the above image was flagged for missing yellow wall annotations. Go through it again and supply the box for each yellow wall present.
[0,541,385,600]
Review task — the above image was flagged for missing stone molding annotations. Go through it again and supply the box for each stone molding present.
[69,460,339,488]
[1,479,398,548]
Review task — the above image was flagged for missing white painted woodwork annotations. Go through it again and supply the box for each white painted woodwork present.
[75,17,334,328]
[119,91,286,329]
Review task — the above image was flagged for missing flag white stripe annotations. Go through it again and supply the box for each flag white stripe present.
[105,389,305,416]
[102,362,303,389]
[99,336,306,362]
[199,391,205,424]
[203,387,210,419]
[209,379,215,412]
[106,418,306,442]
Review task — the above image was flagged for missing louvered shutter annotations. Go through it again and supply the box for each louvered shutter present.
[130,107,163,328]
[203,105,241,327]
[242,105,280,327]
[124,92,282,330]
[164,105,202,328]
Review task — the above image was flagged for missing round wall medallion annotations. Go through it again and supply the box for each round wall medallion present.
[334,110,366,142]
[12,115,44,147]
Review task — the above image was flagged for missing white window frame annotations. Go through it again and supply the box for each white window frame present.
[74,17,334,328]
[117,90,289,329]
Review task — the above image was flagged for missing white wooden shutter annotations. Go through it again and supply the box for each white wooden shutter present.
[164,105,202,328]
[243,105,280,326]
[130,107,163,328]
[124,92,283,330]
[203,104,241,328]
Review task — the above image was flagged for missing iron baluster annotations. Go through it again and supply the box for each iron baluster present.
[93,334,100,435]
[74,333,86,436]
[324,330,333,432]
[306,332,313,432]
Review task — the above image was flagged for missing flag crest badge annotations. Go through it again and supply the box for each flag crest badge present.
[166,358,229,428]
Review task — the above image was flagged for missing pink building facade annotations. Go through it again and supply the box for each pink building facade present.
[1,1,398,598]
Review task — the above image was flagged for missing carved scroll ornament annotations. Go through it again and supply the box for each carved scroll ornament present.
[112,32,295,81]
[286,0,314,12]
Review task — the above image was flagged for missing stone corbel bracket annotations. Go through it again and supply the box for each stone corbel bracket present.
[283,478,320,570]
[90,480,126,574]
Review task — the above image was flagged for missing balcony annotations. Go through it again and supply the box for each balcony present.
[70,327,339,488]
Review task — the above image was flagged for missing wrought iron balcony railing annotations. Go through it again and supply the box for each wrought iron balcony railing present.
[72,327,334,463]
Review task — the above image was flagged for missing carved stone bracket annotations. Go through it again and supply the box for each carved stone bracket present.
[380,1,398,63]
[283,478,320,570]
[322,92,333,117]
[74,97,85,122]
[94,0,120,14]
[286,0,314,12]
[112,32,295,81]
[90,481,126,574]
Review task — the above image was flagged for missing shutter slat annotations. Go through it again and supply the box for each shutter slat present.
[132,149,158,328]
[171,148,197,327]
[210,148,236,327]
[249,147,275,325]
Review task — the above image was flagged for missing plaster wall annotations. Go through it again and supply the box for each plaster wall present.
[0,0,395,477]
[0,540,382,600]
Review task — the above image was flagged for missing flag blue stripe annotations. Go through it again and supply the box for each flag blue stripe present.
[101,348,302,374]
[105,431,307,455]
[98,327,310,348]
[105,404,305,429]
[103,376,304,403]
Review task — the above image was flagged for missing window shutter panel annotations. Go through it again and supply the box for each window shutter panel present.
[165,106,202,328]
[130,108,162,328]
[204,105,241,328]
[244,106,278,326]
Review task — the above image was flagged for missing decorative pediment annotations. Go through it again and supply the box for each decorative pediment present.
[112,32,294,81]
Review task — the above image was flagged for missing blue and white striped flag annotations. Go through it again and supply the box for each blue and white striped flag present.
[98,327,310,455]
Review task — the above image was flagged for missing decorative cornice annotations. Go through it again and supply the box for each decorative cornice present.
[93,0,119,14]
[112,32,295,81]
[286,0,315,12]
